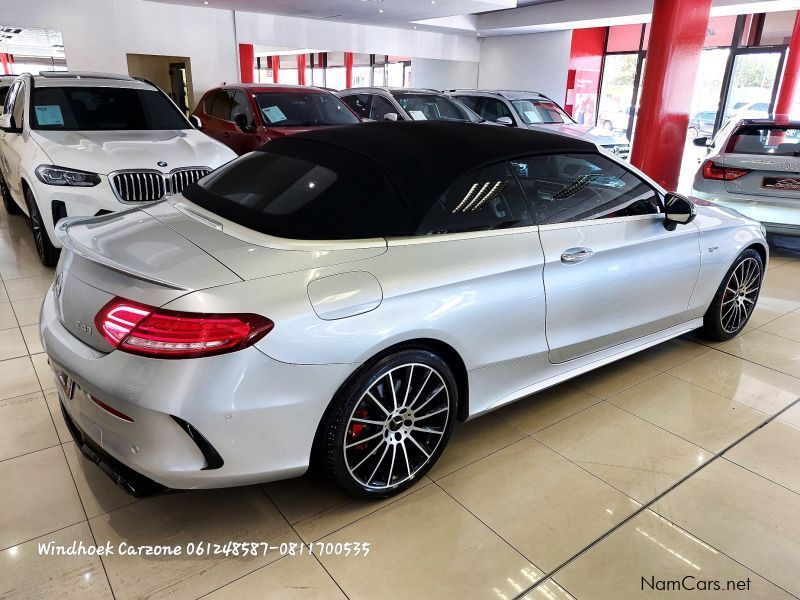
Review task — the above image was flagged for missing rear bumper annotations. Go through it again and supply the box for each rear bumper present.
[692,189,800,235]
[40,287,356,490]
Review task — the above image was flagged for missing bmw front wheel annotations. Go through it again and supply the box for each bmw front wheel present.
[702,249,763,341]
[320,349,457,499]
[25,187,59,266]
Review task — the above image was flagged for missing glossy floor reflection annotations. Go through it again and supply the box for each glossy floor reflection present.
[1,206,799,599]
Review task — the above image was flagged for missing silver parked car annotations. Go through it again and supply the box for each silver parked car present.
[692,118,800,235]
[446,89,631,158]
[42,122,767,499]
[337,87,486,123]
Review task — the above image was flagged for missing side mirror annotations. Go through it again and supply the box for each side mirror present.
[189,114,203,130]
[0,113,20,133]
[383,112,399,122]
[233,113,253,132]
[693,136,709,147]
[496,116,513,126]
[663,192,697,231]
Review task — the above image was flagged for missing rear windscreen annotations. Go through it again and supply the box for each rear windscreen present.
[728,126,800,156]
[183,141,417,240]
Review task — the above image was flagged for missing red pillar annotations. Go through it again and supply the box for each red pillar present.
[0,53,11,75]
[345,52,354,89]
[273,55,280,84]
[630,0,712,191]
[297,54,307,85]
[774,11,800,119]
[238,44,254,84]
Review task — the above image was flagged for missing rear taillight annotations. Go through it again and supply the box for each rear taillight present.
[701,160,751,181]
[95,298,273,359]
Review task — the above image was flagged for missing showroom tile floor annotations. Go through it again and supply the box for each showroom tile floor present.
[1,209,799,600]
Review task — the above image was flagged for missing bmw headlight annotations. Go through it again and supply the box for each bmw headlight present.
[35,165,101,187]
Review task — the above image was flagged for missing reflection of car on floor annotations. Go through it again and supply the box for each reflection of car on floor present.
[43,121,766,501]
[192,84,362,155]
[447,89,631,158]
[0,71,236,266]
[693,118,800,236]
[688,110,717,138]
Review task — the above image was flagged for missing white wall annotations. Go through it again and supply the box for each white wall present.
[235,11,481,62]
[477,30,572,101]
[410,59,479,89]
[1,0,238,101]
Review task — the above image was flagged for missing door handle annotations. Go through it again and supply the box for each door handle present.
[223,132,230,138]
[561,247,594,264]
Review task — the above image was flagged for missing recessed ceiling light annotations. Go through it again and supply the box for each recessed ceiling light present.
[203,1,208,4]
[378,8,384,12]
[431,1,436,4]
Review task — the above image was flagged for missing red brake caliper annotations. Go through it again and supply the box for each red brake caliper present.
[349,408,371,450]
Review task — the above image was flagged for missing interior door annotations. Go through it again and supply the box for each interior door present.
[511,152,701,363]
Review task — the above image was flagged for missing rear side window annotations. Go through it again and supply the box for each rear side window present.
[416,162,532,235]
[454,95,480,113]
[511,153,661,224]
[728,125,800,156]
[184,144,416,240]
[208,91,234,120]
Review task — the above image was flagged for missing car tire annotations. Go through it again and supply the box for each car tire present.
[0,174,20,216]
[319,348,457,499]
[25,187,60,267]
[688,127,698,139]
[701,249,763,341]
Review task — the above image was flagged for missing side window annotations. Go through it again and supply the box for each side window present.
[11,82,24,127]
[203,92,216,115]
[455,95,480,113]
[341,94,370,119]
[230,90,255,128]
[481,98,513,123]
[416,162,532,235]
[511,153,661,225]
[369,95,397,121]
[209,91,234,121]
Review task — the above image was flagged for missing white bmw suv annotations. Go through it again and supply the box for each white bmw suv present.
[0,72,236,265]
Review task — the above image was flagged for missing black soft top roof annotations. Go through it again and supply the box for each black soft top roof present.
[262,121,595,214]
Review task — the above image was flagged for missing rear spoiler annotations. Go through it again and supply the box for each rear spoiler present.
[55,216,189,291]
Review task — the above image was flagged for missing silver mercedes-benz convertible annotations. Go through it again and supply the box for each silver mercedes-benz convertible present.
[41,121,767,499]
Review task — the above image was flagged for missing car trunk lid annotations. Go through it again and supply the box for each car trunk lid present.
[141,199,387,281]
[722,124,800,199]
[723,152,800,198]
[53,208,241,352]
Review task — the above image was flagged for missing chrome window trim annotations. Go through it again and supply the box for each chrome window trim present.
[108,166,211,204]
[536,213,664,232]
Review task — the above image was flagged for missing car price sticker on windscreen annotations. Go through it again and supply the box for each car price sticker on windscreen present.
[261,106,287,124]
[35,105,65,126]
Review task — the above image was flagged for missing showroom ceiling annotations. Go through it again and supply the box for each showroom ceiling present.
[146,0,518,28]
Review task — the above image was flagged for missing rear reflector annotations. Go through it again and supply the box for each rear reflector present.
[89,394,135,422]
[95,298,273,359]
[701,160,751,181]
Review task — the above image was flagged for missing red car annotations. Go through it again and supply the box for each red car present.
[192,84,362,155]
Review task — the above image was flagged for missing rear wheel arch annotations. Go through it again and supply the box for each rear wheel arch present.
[309,337,470,470]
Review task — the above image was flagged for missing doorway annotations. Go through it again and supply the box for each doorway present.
[126,54,194,115]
